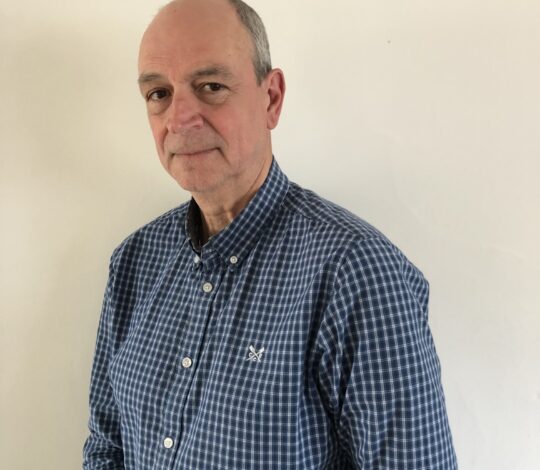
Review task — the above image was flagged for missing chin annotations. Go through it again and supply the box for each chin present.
[172,173,219,195]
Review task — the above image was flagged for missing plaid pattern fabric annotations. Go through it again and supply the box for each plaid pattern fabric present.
[83,158,457,469]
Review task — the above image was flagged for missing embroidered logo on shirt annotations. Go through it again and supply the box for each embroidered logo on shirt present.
[246,345,265,362]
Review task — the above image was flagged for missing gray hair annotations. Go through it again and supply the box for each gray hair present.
[227,0,272,84]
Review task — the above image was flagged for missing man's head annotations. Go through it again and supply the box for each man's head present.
[137,0,285,200]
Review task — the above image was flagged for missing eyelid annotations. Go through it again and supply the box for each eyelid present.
[146,88,170,101]
[198,82,227,92]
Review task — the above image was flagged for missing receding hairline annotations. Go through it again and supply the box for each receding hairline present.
[152,0,241,28]
[145,0,272,84]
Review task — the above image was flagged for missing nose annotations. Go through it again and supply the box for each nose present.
[166,94,204,134]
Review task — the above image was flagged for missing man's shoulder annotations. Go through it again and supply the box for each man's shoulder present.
[283,181,389,243]
[281,182,425,278]
[110,201,189,264]
[283,182,429,311]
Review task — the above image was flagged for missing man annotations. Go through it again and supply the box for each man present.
[83,0,458,468]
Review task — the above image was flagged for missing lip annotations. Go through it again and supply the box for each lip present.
[172,148,216,158]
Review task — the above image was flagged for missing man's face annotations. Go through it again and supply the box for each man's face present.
[138,0,278,197]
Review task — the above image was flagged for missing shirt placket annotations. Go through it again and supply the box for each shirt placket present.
[153,248,223,469]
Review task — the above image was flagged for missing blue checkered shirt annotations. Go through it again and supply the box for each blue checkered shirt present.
[83,158,457,469]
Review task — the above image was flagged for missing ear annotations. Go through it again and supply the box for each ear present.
[264,68,286,130]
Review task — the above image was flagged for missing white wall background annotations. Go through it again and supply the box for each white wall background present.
[1,0,539,468]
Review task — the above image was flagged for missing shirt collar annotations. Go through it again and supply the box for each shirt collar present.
[185,157,289,269]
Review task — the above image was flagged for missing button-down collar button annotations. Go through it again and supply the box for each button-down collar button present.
[181,357,193,369]
[163,437,174,449]
[229,255,239,265]
[202,282,213,293]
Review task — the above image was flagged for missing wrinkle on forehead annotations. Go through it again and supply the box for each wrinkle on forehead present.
[138,65,235,88]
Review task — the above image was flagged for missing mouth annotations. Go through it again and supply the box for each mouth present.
[171,148,217,158]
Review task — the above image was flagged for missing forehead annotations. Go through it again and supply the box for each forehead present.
[138,0,253,77]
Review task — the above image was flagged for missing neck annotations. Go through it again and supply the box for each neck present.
[193,155,273,244]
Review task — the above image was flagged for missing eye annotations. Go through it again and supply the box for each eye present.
[200,82,226,93]
[146,89,170,102]
[196,82,230,105]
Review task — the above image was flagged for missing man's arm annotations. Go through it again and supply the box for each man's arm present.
[83,262,124,469]
[316,236,458,469]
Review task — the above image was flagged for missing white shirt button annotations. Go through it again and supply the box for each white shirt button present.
[229,255,239,265]
[202,282,213,293]
[181,357,193,369]
[163,437,174,449]
[193,255,201,264]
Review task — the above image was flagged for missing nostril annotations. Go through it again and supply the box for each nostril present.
[167,113,204,133]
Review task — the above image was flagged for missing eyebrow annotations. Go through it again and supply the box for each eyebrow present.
[190,65,234,81]
[137,72,164,86]
[137,65,235,87]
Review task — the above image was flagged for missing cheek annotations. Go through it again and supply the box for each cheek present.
[233,98,267,145]
[149,116,166,154]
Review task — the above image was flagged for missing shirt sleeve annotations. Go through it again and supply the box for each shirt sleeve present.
[83,259,125,469]
[315,236,458,469]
